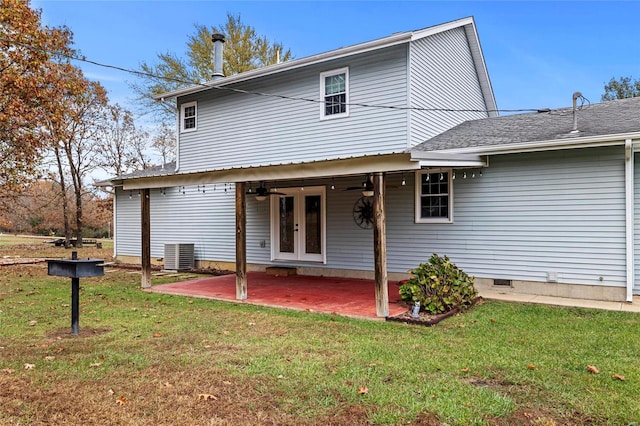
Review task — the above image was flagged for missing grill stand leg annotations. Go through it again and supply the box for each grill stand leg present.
[71,277,80,335]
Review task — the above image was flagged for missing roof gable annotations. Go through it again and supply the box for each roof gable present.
[155,16,495,113]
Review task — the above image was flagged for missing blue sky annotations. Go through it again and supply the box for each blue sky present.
[34,0,640,115]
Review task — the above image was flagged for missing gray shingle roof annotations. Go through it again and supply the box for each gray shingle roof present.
[413,96,640,153]
[96,162,176,185]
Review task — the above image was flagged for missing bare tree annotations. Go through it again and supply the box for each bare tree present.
[44,65,109,248]
[151,122,176,166]
[96,104,153,176]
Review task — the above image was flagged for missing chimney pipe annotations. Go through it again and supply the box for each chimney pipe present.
[571,91,582,133]
[211,33,225,80]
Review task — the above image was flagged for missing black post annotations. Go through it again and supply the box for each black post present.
[71,277,80,335]
[70,251,79,335]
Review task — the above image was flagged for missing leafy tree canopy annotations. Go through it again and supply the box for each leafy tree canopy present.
[602,76,640,101]
[0,0,75,197]
[131,13,292,124]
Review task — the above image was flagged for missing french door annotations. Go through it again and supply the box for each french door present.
[270,186,326,263]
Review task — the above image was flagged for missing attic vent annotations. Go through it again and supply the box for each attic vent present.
[164,243,194,271]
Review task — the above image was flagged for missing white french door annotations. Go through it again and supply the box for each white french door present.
[270,186,326,263]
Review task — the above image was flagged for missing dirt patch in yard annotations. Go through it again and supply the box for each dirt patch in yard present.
[0,366,373,426]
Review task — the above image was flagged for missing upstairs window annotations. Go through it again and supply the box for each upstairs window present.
[180,101,197,132]
[415,169,453,223]
[320,67,349,119]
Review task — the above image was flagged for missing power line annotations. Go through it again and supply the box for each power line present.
[2,36,545,114]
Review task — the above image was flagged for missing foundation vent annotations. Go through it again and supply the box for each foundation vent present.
[493,279,512,287]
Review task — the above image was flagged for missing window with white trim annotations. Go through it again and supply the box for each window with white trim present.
[415,169,453,223]
[180,101,197,132]
[320,67,349,119]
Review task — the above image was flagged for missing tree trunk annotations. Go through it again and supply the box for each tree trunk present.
[54,146,72,249]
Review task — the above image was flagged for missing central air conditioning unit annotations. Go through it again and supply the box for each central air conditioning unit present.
[164,243,194,271]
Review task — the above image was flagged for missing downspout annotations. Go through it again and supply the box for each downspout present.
[625,139,634,302]
[112,188,117,259]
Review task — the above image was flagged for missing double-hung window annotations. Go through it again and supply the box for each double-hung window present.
[415,169,453,223]
[180,101,197,132]
[320,67,349,119]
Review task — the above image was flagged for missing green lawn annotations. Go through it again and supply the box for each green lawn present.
[1,244,639,424]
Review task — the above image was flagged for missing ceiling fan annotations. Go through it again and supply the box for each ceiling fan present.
[344,174,375,196]
[344,174,399,197]
[246,182,285,201]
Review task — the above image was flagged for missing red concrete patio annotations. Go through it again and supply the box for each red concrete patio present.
[145,271,409,319]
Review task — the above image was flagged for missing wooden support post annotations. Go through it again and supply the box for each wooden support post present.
[235,182,247,300]
[141,188,151,289]
[373,172,389,317]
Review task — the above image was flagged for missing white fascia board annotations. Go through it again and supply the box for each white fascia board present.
[154,32,412,101]
[409,17,474,41]
[411,151,487,167]
[436,132,640,156]
[121,153,420,190]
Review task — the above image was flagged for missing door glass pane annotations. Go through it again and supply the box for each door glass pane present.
[279,197,295,253]
[305,195,321,254]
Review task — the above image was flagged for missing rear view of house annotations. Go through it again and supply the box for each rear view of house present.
[103,16,640,315]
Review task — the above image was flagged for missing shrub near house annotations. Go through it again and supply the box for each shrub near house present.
[399,254,477,314]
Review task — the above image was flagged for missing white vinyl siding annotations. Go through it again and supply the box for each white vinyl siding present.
[409,26,489,147]
[177,45,409,172]
[114,185,235,261]
[387,147,627,288]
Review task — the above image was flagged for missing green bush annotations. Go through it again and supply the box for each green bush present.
[399,253,477,314]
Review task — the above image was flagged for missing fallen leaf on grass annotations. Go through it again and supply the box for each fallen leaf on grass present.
[116,396,127,405]
[586,365,600,374]
[197,393,217,401]
[108,389,115,396]
[222,381,231,385]
[153,333,163,338]
[2,368,15,374]
[357,386,369,395]
[44,356,55,362]
[490,318,496,323]
[612,374,626,381]
[89,362,103,368]
[23,363,35,370]
[527,364,536,370]
[28,320,37,326]
[460,368,470,373]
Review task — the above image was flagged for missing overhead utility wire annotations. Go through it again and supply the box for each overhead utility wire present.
[3,36,548,114]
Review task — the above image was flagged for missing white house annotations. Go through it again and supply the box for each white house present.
[103,16,640,316]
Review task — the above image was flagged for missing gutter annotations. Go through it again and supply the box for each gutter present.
[625,139,635,302]
[427,131,640,156]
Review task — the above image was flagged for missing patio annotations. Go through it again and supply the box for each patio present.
[145,271,409,319]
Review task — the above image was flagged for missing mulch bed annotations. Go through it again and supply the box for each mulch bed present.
[386,297,482,326]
